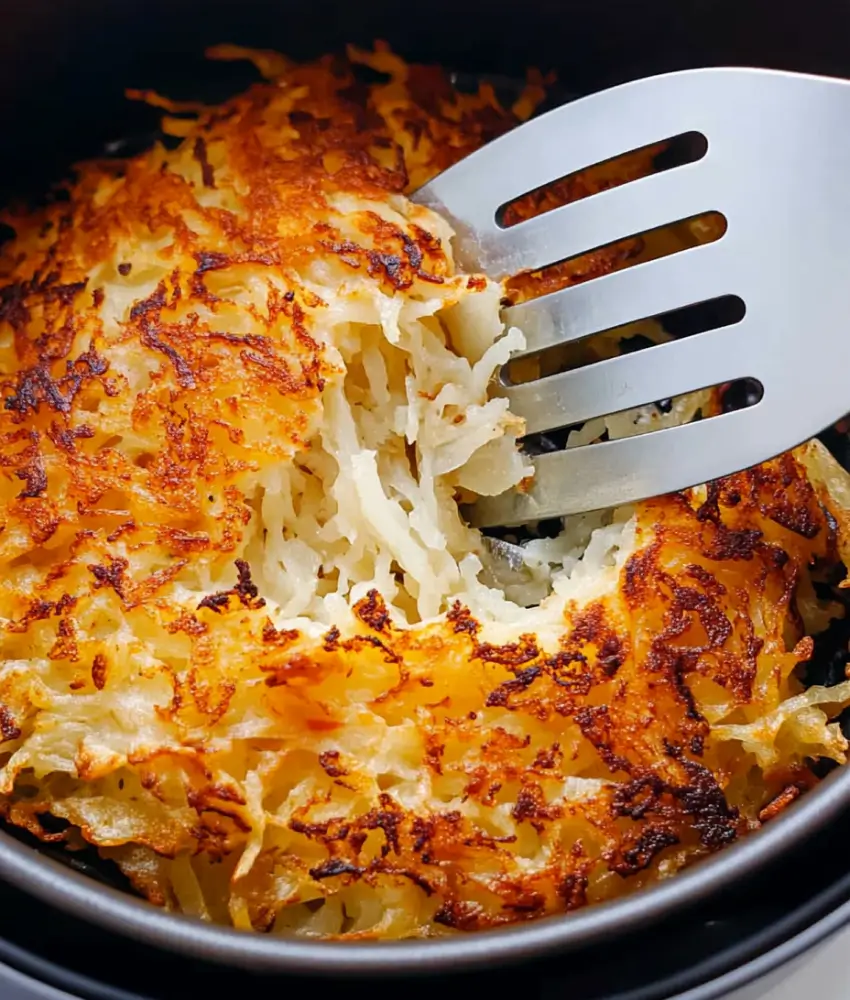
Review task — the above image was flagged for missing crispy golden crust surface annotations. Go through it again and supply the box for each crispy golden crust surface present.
[0,45,848,938]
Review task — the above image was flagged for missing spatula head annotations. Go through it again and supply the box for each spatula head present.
[414,68,850,526]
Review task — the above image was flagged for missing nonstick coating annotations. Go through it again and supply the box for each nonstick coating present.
[3,0,850,978]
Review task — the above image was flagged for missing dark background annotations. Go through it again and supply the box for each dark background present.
[2,0,850,197]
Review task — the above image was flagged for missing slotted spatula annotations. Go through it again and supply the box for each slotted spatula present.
[413,67,850,527]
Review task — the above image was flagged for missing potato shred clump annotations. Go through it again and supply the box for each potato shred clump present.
[1,44,850,938]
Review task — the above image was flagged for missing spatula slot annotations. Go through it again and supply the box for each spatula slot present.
[495,130,708,230]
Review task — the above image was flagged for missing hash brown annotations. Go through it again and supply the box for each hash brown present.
[0,44,849,938]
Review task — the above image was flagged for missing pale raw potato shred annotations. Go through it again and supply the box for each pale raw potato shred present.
[1,44,850,939]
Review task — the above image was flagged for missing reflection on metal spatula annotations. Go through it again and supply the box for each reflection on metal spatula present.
[414,68,850,526]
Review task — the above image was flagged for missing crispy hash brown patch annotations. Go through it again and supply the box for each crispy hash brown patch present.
[0,44,849,938]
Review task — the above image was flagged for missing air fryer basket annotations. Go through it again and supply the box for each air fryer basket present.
[2,0,850,979]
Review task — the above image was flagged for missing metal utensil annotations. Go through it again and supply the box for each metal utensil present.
[414,67,850,527]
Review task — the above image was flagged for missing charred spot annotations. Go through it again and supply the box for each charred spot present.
[47,276,88,307]
[623,541,661,607]
[705,525,764,561]
[574,705,633,775]
[92,288,105,308]
[234,559,261,604]
[129,283,167,320]
[569,603,608,644]
[192,136,216,188]
[261,620,300,645]
[608,826,680,877]
[88,557,129,600]
[696,481,722,523]
[646,645,706,723]
[318,750,347,778]
[414,268,444,286]
[380,866,434,896]
[503,891,546,915]
[238,346,318,396]
[424,734,445,774]
[76,344,108,376]
[323,625,341,651]
[15,439,47,499]
[433,900,483,930]
[684,563,726,596]
[598,636,624,677]
[364,796,403,856]
[447,601,479,636]
[340,632,401,667]
[139,318,196,390]
[474,634,539,667]
[612,775,666,821]
[22,500,60,545]
[35,316,76,362]
[411,816,434,854]
[366,250,406,287]
[7,599,57,633]
[354,589,392,632]
[533,743,562,769]
[401,234,424,270]
[667,748,740,848]
[194,250,231,276]
[262,652,326,689]
[198,560,264,614]
[548,651,593,694]
[290,817,349,841]
[166,612,209,637]
[156,528,210,553]
[208,783,247,806]
[47,421,95,452]
[117,262,132,276]
[49,618,79,663]
[664,574,733,648]
[0,704,21,742]
[91,653,108,691]
[559,872,589,910]
[5,365,63,415]
[768,503,821,539]
[485,665,541,707]
[55,594,76,614]
[751,455,823,539]
[4,344,108,417]
[511,782,560,826]
[0,281,29,330]
[308,859,364,881]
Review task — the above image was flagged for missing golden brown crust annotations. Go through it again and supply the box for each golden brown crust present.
[0,452,838,934]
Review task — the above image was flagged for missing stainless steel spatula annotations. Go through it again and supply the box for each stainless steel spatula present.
[413,68,850,527]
